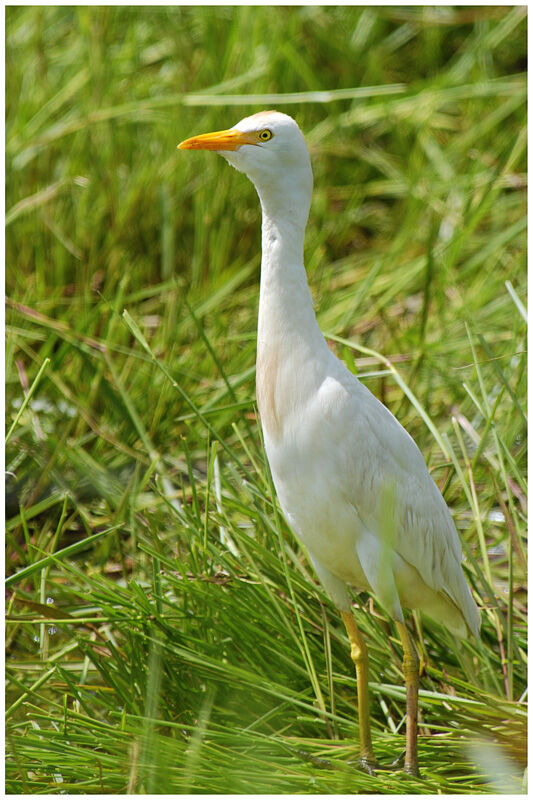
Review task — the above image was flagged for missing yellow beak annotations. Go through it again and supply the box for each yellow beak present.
[178,127,257,151]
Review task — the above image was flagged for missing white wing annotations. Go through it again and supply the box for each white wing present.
[319,364,480,636]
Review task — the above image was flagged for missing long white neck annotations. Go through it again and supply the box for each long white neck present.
[257,204,322,349]
[254,177,332,440]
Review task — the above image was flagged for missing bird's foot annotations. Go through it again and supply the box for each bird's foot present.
[346,753,381,776]
[391,750,421,778]
[294,749,334,769]
[296,748,381,775]
[358,755,380,776]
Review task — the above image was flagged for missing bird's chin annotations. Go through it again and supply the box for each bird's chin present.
[219,150,244,172]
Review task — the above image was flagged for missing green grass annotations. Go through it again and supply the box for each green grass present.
[6,6,527,794]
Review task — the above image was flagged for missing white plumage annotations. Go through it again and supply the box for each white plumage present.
[179,110,480,776]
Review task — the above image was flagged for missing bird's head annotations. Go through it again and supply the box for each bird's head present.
[178,111,313,223]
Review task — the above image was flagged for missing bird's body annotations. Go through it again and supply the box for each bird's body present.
[179,110,480,776]
[263,350,478,639]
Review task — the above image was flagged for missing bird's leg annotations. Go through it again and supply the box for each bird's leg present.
[395,621,420,777]
[340,610,377,771]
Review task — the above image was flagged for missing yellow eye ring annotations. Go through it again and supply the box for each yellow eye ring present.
[258,129,273,142]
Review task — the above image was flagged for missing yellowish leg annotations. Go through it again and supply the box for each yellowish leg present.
[340,610,377,770]
[395,621,420,777]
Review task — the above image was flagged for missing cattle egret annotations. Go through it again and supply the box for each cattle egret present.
[178,111,480,777]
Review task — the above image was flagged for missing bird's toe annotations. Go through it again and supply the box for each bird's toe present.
[351,755,380,776]
[403,763,421,778]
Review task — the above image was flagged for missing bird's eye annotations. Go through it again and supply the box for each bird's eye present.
[258,129,273,142]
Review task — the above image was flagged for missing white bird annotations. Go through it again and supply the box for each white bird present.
[178,111,480,777]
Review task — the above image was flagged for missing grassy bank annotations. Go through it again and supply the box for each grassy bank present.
[6,6,526,793]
